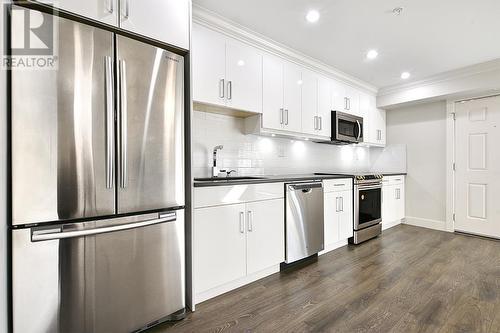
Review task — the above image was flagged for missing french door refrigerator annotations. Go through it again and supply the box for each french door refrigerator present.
[10,6,185,333]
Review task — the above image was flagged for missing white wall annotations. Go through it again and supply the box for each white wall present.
[386,101,447,230]
[192,110,374,177]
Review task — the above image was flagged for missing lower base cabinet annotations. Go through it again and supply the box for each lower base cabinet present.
[382,176,406,228]
[323,179,353,249]
[194,198,284,296]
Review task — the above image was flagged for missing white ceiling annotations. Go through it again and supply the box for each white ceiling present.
[192,0,500,88]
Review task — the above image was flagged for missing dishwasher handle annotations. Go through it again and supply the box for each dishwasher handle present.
[31,212,177,242]
[288,182,323,191]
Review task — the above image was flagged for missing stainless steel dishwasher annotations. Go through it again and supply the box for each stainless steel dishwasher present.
[285,182,324,263]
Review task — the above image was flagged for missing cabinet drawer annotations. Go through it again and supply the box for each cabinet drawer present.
[382,175,405,186]
[194,183,285,208]
[323,178,353,192]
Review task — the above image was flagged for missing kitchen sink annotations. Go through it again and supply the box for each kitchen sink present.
[194,176,266,182]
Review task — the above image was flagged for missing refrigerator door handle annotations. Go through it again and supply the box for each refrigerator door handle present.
[119,59,128,188]
[105,56,114,189]
[31,212,177,242]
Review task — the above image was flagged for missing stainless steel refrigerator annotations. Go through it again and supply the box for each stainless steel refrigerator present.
[10,6,185,333]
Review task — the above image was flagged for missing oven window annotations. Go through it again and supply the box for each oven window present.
[358,188,381,225]
[338,119,356,138]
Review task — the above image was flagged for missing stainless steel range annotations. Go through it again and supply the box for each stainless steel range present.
[350,174,383,244]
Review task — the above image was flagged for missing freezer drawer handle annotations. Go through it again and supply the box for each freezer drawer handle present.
[31,212,177,242]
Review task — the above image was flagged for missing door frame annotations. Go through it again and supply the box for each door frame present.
[445,93,500,233]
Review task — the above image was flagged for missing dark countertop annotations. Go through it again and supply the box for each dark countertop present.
[193,172,407,187]
[193,173,354,187]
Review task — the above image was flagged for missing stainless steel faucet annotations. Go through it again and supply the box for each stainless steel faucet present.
[212,145,224,177]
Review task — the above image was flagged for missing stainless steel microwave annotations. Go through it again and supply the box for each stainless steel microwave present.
[330,111,363,144]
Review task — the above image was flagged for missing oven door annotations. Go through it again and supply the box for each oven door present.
[354,185,382,230]
[333,111,363,143]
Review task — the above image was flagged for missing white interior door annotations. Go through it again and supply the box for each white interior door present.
[454,95,500,238]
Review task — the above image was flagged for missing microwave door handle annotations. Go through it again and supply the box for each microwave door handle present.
[356,120,361,141]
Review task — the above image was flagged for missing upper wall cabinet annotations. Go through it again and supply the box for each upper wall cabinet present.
[360,92,386,146]
[119,0,190,49]
[36,0,190,49]
[262,54,301,132]
[331,81,360,117]
[193,24,262,113]
[301,71,330,138]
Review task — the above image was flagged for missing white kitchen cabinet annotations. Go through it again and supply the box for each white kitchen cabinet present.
[119,0,190,49]
[317,76,332,138]
[283,61,303,132]
[301,69,318,135]
[225,39,263,113]
[194,203,247,294]
[43,0,118,25]
[262,54,284,130]
[262,55,302,133]
[382,176,406,229]
[193,24,263,112]
[323,179,354,250]
[45,0,190,48]
[360,92,386,146]
[194,184,285,300]
[192,24,226,107]
[331,80,359,116]
[246,199,285,275]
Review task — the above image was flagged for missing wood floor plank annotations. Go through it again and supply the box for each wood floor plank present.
[150,225,500,333]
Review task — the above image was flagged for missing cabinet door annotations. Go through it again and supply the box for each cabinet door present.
[331,80,346,112]
[344,86,360,116]
[359,92,375,144]
[194,204,247,294]
[246,199,285,275]
[119,0,190,49]
[43,0,118,25]
[382,184,395,224]
[301,69,318,135]
[192,24,226,107]
[262,54,284,130]
[317,76,332,138]
[225,38,263,113]
[338,190,354,239]
[283,61,302,133]
[375,108,386,145]
[395,182,405,220]
[324,192,340,246]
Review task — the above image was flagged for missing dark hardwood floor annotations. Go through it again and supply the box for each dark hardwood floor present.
[151,225,500,333]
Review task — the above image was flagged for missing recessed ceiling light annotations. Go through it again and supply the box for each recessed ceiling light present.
[401,72,411,79]
[306,10,320,23]
[237,60,245,66]
[366,50,378,60]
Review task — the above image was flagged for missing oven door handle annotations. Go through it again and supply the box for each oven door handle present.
[356,185,382,190]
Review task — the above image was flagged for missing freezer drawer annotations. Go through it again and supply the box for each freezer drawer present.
[12,211,185,333]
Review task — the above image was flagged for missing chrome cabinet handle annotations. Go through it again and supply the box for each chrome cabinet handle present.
[122,0,130,19]
[104,56,114,189]
[314,116,318,130]
[280,108,284,124]
[340,197,344,212]
[227,81,232,100]
[285,109,289,125]
[119,60,128,188]
[107,0,114,13]
[336,197,340,212]
[219,79,225,98]
[319,116,322,130]
[247,211,253,232]
[32,212,177,242]
[347,98,351,110]
[239,212,245,233]
[344,97,348,110]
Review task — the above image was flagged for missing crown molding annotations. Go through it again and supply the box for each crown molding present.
[378,58,500,97]
[192,4,378,94]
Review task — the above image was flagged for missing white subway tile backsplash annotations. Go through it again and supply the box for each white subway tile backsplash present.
[192,110,404,178]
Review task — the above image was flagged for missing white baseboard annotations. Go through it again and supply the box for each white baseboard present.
[194,264,280,305]
[404,216,447,231]
[382,219,402,231]
[319,239,348,256]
